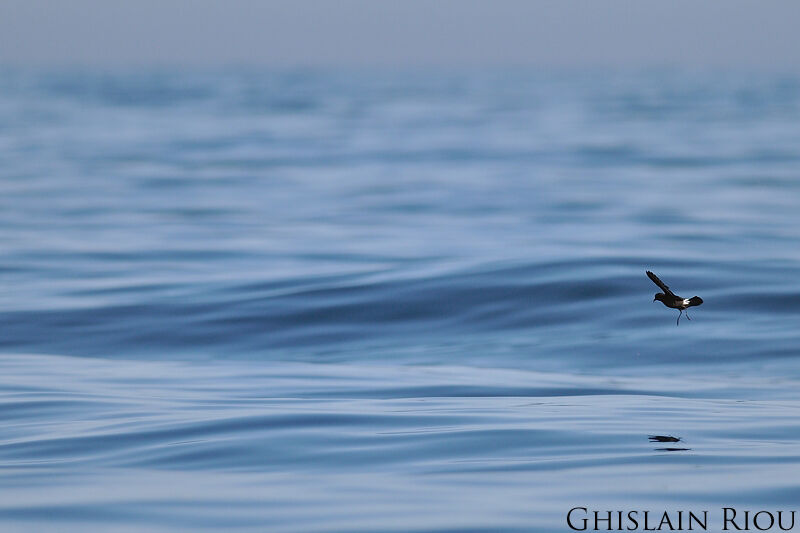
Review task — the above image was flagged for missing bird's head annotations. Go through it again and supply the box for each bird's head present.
[653,293,666,303]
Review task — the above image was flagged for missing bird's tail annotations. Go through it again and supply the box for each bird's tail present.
[688,296,703,306]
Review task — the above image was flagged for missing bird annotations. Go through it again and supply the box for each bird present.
[646,270,703,325]
[648,435,682,443]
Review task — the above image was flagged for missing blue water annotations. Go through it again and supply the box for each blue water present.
[2,68,800,532]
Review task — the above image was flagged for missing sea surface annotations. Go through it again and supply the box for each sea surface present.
[2,68,800,532]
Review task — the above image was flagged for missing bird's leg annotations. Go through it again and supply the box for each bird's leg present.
[676,310,682,326]
[685,310,691,321]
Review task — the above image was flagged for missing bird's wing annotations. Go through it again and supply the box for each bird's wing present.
[646,271,674,296]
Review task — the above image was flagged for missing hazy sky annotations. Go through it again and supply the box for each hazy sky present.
[2,0,800,70]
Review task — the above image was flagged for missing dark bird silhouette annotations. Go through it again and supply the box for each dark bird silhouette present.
[649,435,682,443]
[647,270,703,325]
[649,435,690,452]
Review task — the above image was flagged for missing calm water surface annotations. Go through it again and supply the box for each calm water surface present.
[2,69,800,531]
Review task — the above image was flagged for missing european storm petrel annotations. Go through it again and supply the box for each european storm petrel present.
[647,270,703,325]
